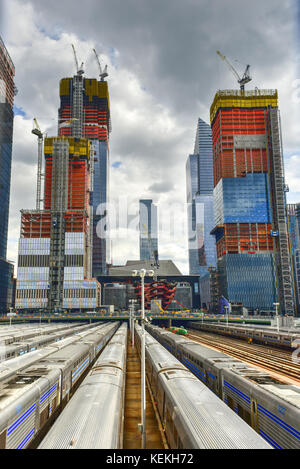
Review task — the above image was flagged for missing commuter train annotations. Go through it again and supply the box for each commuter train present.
[135,325,270,449]
[146,324,300,449]
[0,322,101,362]
[38,323,128,449]
[190,321,300,350]
[0,322,104,384]
[0,322,81,346]
[0,322,119,449]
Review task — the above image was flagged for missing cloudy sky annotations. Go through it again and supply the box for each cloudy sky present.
[1,0,300,274]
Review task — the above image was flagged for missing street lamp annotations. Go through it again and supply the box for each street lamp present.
[132,268,154,449]
[273,302,280,334]
[225,305,229,327]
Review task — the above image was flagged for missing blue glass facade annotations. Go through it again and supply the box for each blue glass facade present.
[0,37,15,312]
[0,102,13,259]
[186,118,217,276]
[139,199,158,261]
[0,259,13,312]
[214,173,271,225]
[287,204,300,314]
[92,140,109,276]
[218,253,276,310]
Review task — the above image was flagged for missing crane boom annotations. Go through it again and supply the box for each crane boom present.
[216,50,252,91]
[93,48,108,81]
[71,44,84,76]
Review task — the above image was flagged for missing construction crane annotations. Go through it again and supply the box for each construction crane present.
[31,118,44,210]
[93,48,108,81]
[71,44,84,76]
[216,50,252,91]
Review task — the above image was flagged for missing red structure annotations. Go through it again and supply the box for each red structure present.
[134,280,177,310]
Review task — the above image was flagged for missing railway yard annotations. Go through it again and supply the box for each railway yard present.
[0,319,299,450]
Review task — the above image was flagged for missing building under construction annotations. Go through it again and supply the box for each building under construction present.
[210,89,294,314]
[15,50,110,311]
[59,72,111,276]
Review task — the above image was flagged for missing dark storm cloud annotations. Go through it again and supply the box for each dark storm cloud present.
[29,0,295,118]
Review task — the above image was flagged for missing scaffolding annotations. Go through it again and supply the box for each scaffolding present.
[48,139,69,311]
[266,108,294,315]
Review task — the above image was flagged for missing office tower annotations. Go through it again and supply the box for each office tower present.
[0,36,16,312]
[139,199,158,261]
[210,89,294,314]
[186,118,217,277]
[59,76,111,275]
[287,203,300,314]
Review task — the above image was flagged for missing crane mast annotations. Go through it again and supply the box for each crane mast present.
[32,118,44,210]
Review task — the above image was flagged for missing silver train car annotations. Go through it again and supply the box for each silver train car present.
[0,322,101,362]
[190,321,300,349]
[147,324,300,449]
[135,324,270,449]
[0,322,119,449]
[0,322,82,346]
[0,322,106,384]
[39,323,128,449]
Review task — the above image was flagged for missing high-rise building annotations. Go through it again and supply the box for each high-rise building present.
[0,36,16,312]
[16,68,104,311]
[59,76,111,275]
[210,89,294,314]
[139,199,158,261]
[287,203,300,314]
[186,118,217,277]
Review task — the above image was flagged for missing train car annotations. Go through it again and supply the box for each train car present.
[0,323,105,384]
[38,323,128,449]
[135,324,270,449]
[146,324,300,449]
[0,323,82,346]
[0,322,102,362]
[189,322,300,350]
[0,322,119,449]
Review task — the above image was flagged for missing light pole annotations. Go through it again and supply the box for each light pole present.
[273,302,280,334]
[225,305,229,327]
[132,268,154,450]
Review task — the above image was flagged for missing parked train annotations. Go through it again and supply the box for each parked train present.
[0,322,82,346]
[39,323,128,449]
[0,322,101,362]
[0,322,105,384]
[146,324,300,449]
[0,322,119,449]
[134,324,270,449]
[189,321,300,350]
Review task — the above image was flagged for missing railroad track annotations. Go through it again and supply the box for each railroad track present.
[187,329,300,383]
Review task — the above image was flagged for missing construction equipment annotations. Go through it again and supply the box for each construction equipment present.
[31,118,44,210]
[216,50,252,91]
[93,48,108,81]
[71,44,84,76]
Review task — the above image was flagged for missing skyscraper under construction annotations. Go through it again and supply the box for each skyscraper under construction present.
[210,89,294,314]
[58,71,111,276]
[15,54,111,310]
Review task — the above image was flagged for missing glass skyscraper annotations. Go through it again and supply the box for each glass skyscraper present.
[0,36,15,312]
[186,118,217,277]
[139,199,158,261]
[287,203,300,315]
[210,89,293,313]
